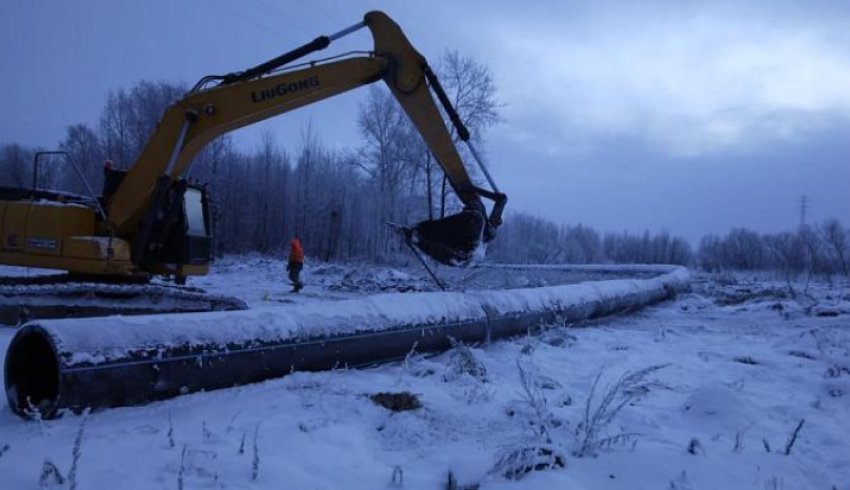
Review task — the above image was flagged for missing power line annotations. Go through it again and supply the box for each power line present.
[799,195,809,228]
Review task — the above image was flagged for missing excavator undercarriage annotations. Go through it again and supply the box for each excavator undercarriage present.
[0,275,246,326]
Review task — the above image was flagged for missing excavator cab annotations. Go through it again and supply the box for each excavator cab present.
[104,164,212,280]
[132,178,213,282]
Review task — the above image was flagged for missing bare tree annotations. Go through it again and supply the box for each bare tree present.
[60,124,104,195]
[356,86,418,255]
[723,228,766,270]
[187,135,233,257]
[765,232,806,284]
[99,88,132,167]
[486,213,692,265]
[99,81,185,167]
[434,50,502,215]
[257,132,287,251]
[0,143,33,188]
[820,219,848,277]
[799,225,827,279]
[437,50,502,140]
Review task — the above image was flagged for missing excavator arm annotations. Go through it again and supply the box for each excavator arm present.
[108,11,506,268]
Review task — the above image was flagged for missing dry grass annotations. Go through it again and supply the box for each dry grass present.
[576,364,668,457]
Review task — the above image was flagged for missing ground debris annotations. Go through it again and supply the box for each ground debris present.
[712,287,788,306]
[733,356,760,365]
[369,391,422,412]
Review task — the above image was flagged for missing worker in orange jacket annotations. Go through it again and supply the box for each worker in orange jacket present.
[287,237,304,292]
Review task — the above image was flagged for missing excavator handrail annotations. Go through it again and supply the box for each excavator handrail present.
[259,50,377,78]
[31,151,110,225]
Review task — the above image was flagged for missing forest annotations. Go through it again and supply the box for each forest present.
[1,50,847,277]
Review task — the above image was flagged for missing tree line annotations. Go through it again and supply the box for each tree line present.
[699,222,849,278]
[486,211,849,278]
[486,213,693,265]
[2,51,847,276]
[1,51,498,263]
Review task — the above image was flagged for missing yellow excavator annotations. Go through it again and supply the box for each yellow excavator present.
[0,11,506,319]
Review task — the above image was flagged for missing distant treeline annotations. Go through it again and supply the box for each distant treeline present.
[699,223,849,277]
[0,51,501,263]
[2,67,847,276]
[486,213,693,265]
[486,212,849,278]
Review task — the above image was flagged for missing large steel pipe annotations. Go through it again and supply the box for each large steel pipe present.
[5,265,689,418]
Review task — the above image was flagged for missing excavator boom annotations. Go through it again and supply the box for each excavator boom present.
[0,11,507,294]
[109,10,506,268]
[106,56,388,234]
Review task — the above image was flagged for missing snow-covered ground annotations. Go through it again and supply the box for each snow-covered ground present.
[0,256,658,326]
[1,267,849,489]
[192,255,661,308]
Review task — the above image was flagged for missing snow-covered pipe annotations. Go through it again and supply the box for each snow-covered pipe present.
[4,265,689,418]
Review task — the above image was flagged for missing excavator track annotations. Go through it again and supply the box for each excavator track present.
[0,277,246,326]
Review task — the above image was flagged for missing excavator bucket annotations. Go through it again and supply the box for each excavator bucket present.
[408,209,486,266]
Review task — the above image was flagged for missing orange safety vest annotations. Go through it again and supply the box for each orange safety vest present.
[289,239,304,263]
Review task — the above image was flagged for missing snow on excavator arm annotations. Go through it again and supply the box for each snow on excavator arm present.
[107,10,506,267]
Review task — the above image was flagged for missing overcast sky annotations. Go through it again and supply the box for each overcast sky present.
[1,0,848,242]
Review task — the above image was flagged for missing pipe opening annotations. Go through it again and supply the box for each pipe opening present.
[4,328,59,417]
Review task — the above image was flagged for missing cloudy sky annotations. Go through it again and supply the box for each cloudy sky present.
[2,0,848,242]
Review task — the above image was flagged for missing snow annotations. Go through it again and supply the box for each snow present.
[26,264,686,367]
[0,271,848,488]
[190,255,680,307]
[33,198,90,209]
[0,265,57,278]
[41,290,488,366]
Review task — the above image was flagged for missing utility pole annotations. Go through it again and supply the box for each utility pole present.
[799,195,809,228]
